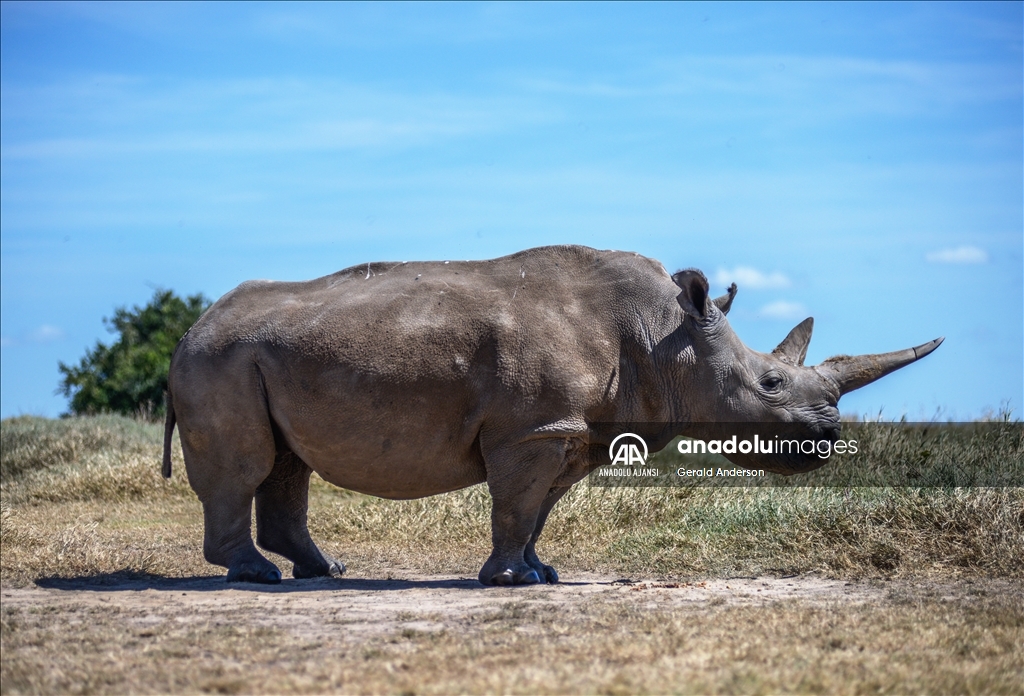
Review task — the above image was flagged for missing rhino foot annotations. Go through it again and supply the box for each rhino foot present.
[482,566,542,586]
[226,561,282,584]
[293,556,346,579]
[537,564,559,584]
[524,548,559,583]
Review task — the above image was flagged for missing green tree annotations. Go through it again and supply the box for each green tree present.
[58,289,211,418]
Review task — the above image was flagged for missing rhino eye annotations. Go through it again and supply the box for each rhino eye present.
[759,374,785,392]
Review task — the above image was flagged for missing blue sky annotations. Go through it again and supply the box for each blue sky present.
[2,1,1021,420]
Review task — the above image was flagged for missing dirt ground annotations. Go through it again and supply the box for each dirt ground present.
[3,573,1022,694]
[4,573,890,642]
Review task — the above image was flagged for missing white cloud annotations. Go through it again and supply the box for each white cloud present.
[925,246,988,264]
[28,325,65,343]
[759,301,807,320]
[0,325,65,347]
[714,266,791,290]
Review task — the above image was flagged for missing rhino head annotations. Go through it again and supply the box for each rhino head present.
[671,269,942,474]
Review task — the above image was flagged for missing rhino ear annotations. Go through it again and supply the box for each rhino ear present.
[772,317,814,366]
[672,269,709,319]
[713,283,737,315]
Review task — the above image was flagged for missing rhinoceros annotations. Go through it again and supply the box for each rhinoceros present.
[162,245,941,585]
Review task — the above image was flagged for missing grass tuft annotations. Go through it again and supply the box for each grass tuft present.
[1,415,191,504]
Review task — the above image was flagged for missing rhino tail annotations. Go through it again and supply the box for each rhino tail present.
[162,392,176,479]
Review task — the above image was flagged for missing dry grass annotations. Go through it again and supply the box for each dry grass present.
[2,415,1022,694]
[2,415,1022,585]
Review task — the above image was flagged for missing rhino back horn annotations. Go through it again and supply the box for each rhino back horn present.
[772,317,814,366]
[816,337,944,395]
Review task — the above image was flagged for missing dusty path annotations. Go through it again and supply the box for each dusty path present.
[3,573,892,641]
[3,574,1022,694]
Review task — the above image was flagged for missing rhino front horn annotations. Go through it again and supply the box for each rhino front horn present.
[816,337,944,395]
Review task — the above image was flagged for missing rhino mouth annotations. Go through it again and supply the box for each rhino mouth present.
[709,421,843,476]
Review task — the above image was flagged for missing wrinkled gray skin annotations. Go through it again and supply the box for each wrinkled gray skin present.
[163,245,942,586]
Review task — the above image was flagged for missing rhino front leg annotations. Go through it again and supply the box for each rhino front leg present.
[255,450,344,579]
[523,485,572,584]
[479,438,568,586]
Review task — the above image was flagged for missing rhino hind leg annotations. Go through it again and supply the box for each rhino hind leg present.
[200,487,283,584]
[478,438,570,586]
[180,423,282,583]
[255,449,345,579]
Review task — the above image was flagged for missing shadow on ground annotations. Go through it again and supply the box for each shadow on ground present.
[33,571,502,593]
